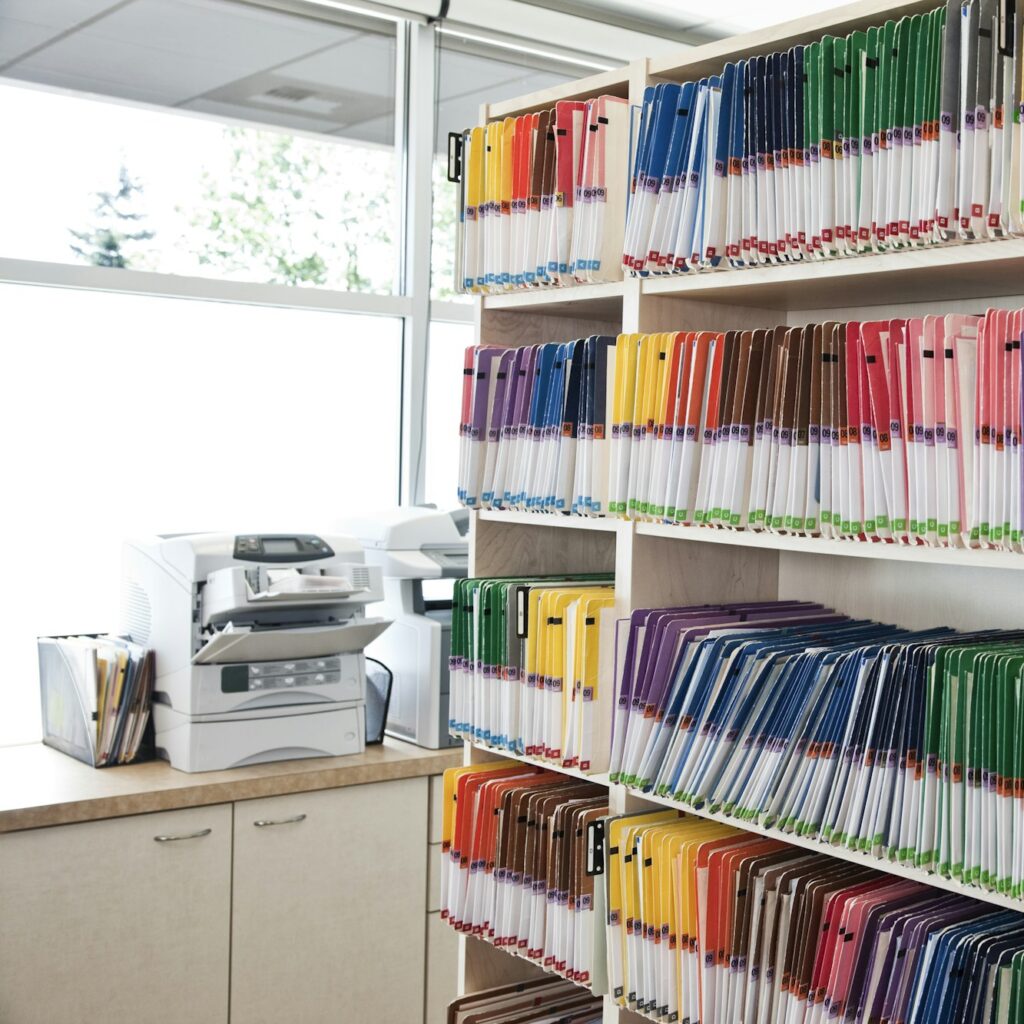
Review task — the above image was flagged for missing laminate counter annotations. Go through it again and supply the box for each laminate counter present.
[0,738,462,833]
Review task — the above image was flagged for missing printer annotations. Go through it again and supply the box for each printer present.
[122,532,390,772]
[346,508,467,749]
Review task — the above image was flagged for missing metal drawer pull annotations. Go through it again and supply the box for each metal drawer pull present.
[253,813,307,827]
[153,828,212,842]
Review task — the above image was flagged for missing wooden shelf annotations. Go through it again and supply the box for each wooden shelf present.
[476,509,625,534]
[621,784,1024,914]
[465,744,1024,913]
[469,741,611,784]
[462,1,1024,1009]
[473,510,1024,570]
[481,280,626,321]
[649,0,939,82]
[635,521,1024,570]
[639,237,1024,311]
[461,933,597,995]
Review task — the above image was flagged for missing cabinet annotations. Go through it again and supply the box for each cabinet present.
[0,803,232,1024]
[0,764,452,1024]
[230,778,428,1024]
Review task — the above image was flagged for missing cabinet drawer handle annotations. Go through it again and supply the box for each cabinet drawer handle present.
[153,828,212,843]
[253,813,307,828]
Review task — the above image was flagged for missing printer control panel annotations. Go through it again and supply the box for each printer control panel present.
[221,657,343,693]
[233,534,334,563]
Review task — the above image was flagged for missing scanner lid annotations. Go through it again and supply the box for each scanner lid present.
[343,506,469,553]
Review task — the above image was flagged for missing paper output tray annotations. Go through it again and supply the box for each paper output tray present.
[193,618,391,665]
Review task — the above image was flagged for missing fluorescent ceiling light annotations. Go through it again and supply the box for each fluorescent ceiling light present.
[435,26,615,71]
[280,0,413,22]
[636,0,854,31]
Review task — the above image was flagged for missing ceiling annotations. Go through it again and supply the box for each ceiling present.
[0,0,400,144]
[515,0,859,44]
[0,0,858,150]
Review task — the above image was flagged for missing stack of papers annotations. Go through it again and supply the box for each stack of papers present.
[38,634,154,767]
[446,979,603,1024]
[440,763,609,989]
[606,813,1024,1024]
[454,96,630,293]
[449,574,614,771]
[458,307,1024,551]
[612,601,1024,897]
[622,1,1024,276]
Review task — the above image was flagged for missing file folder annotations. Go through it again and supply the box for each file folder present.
[38,634,154,767]
[456,306,1024,552]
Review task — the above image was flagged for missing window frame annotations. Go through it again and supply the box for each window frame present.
[0,8,576,510]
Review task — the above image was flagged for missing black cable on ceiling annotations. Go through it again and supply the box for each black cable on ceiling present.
[428,0,451,24]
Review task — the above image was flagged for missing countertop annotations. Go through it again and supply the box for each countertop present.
[0,739,463,833]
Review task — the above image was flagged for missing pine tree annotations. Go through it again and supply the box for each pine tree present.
[69,166,155,269]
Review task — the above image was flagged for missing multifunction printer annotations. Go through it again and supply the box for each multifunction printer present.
[347,508,467,749]
[122,532,390,772]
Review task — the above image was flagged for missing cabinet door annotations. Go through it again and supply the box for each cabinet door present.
[0,804,232,1024]
[231,778,428,1024]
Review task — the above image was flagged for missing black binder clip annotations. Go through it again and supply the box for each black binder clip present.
[447,131,463,184]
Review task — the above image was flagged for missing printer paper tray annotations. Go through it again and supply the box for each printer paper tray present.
[193,618,391,665]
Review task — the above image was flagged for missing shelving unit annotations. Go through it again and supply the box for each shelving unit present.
[455,2,1024,1020]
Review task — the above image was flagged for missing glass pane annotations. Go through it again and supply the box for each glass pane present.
[424,319,475,507]
[0,4,398,292]
[0,283,402,746]
[430,34,585,300]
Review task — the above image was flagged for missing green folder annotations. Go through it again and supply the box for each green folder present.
[847,30,867,241]
[820,35,837,252]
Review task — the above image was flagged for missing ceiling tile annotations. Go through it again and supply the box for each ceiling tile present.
[76,0,355,71]
[196,67,393,141]
[437,48,564,101]
[4,64,175,106]
[1,0,121,33]
[330,112,395,149]
[275,31,395,98]
[0,19,62,65]
[10,27,255,103]
[182,96,344,136]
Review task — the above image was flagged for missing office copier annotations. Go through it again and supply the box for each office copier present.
[122,532,390,772]
[347,508,467,749]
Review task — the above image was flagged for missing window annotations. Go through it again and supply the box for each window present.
[0,2,631,747]
[0,282,402,746]
[430,34,585,300]
[0,3,399,292]
[423,319,475,507]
